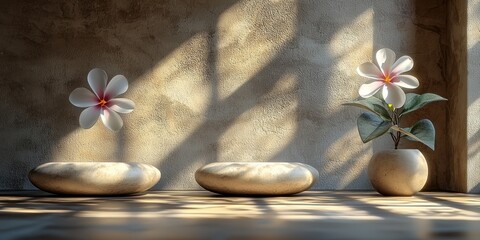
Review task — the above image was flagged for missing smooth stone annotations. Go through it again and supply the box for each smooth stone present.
[29,162,161,195]
[195,162,319,196]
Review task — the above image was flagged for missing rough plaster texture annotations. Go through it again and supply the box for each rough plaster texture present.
[0,0,448,190]
[468,0,480,193]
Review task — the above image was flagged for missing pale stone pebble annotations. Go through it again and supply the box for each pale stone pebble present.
[195,162,319,196]
[29,162,161,195]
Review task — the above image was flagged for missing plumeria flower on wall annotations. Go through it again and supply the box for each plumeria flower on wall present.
[357,48,419,108]
[69,68,135,132]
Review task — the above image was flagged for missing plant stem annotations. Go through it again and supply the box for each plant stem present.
[390,132,397,144]
[391,108,401,149]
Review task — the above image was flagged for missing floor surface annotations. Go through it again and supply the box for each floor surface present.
[0,191,479,240]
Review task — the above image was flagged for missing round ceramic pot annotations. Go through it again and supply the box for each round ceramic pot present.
[368,149,428,196]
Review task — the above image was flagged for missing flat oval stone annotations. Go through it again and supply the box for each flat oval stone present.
[29,162,160,195]
[195,162,319,196]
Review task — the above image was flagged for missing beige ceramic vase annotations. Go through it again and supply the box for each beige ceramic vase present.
[368,149,428,196]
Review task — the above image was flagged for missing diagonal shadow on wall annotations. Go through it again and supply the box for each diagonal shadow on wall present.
[0,0,443,191]
[156,1,374,189]
[0,0,239,189]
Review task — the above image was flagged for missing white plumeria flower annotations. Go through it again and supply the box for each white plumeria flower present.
[357,48,419,108]
[69,68,135,132]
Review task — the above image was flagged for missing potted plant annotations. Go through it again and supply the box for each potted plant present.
[344,48,446,196]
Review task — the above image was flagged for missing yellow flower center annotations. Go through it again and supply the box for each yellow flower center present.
[384,75,392,83]
[99,99,107,107]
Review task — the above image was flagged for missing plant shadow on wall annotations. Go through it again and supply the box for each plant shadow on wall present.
[0,0,393,190]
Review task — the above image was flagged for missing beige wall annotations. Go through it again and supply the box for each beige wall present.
[468,0,480,193]
[0,0,450,190]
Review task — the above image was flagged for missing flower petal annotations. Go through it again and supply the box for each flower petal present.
[87,68,108,99]
[357,62,383,80]
[391,56,413,76]
[105,75,128,99]
[393,75,419,89]
[79,106,101,129]
[382,83,406,108]
[108,98,135,113]
[69,88,98,107]
[100,107,124,132]
[376,48,396,76]
[359,80,384,98]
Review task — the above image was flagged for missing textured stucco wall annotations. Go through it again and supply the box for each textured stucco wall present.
[0,0,448,190]
[468,0,480,193]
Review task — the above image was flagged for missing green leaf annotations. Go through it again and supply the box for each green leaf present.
[357,112,392,143]
[400,93,447,117]
[390,119,436,150]
[398,127,411,137]
[344,96,392,121]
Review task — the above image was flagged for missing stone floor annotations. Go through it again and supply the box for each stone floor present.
[0,191,479,240]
